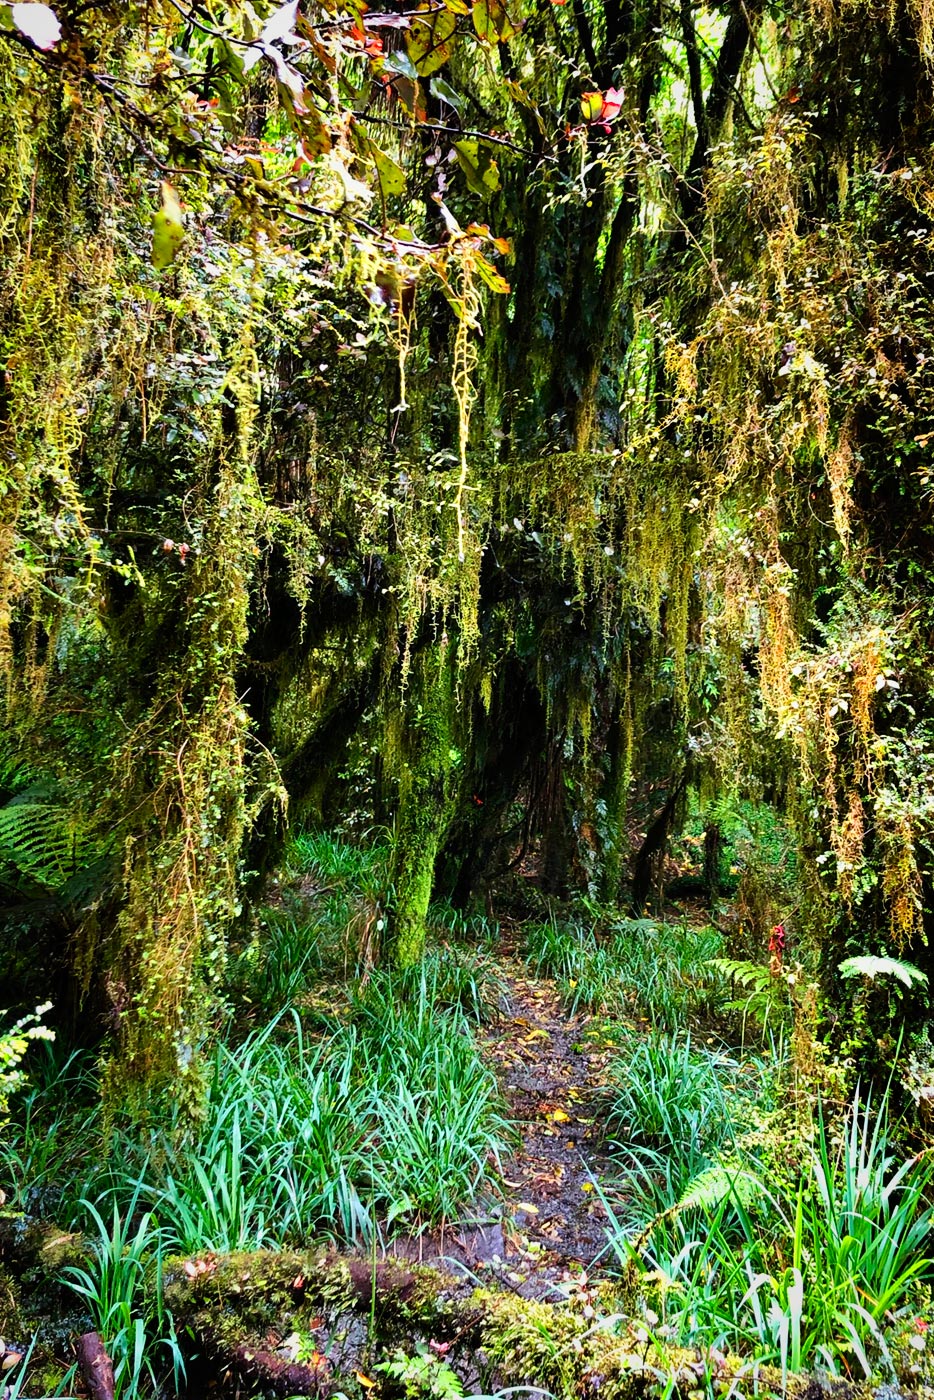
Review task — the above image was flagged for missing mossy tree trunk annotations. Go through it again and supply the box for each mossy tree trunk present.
[388,640,460,968]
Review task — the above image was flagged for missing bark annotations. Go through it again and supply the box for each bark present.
[703,819,723,899]
[630,772,688,911]
[75,1332,114,1400]
[388,641,460,966]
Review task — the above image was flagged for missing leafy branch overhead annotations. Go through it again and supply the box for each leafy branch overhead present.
[2,0,528,285]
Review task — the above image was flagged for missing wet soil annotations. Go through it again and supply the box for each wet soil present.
[384,961,624,1300]
[486,966,617,1259]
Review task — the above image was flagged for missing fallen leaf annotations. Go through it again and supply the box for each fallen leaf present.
[355,1371,378,1388]
[516,1201,539,1213]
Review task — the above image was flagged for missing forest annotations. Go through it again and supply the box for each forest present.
[3,0,934,1394]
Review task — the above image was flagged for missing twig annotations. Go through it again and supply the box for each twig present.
[350,110,550,160]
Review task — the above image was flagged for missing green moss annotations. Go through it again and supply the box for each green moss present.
[388,641,461,968]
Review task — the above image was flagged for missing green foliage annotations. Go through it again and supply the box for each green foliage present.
[288,830,391,889]
[282,830,393,975]
[0,1044,102,1219]
[611,1094,934,1378]
[2,949,511,1246]
[0,1003,53,1123]
[604,1033,732,1159]
[3,0,934,1117]
[69,986,511,1247]
[350,946,509,1025]
[710,958,792,1036]
[0,800,97,894]
[376,1343,464,1399]
[61,1197,184,1400]
[525,917,725,1026]
[427,898,500,949]
[228,910,322,1014]
[602,1032,774,1215]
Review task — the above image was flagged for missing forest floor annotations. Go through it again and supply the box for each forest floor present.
[381,955,626,1299]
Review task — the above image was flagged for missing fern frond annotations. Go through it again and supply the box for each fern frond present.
[709,958,773,993]
[838,955,927,989]
[0,800,98,892]
[676,1163,763,1213]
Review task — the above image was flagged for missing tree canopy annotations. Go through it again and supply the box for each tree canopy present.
[3,0,934,1108]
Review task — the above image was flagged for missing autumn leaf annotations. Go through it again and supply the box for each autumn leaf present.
[601,85,624,120]
[472,0,519,42]
[472,250,510,295]
[580,91,603,122]
[151,182,185,270]
[295,100,332,157]
[406,4,458,76]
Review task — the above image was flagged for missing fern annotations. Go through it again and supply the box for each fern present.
[710,957,774,994]
[676,1162,763,1214]
[838,955,928,989]
[709,957,788,1033]
[0,799,98,893]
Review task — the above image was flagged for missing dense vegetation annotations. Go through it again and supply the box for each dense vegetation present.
[4,0,934,1392]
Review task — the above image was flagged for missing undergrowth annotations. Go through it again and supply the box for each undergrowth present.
[1,972,512,1249]
[607,1093,934,1380]
[525,915,725,1025]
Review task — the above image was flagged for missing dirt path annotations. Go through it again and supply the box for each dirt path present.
[384,960,624,1297]
[485,965,618,1269]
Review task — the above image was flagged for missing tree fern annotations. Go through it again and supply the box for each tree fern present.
[0,799,98,893]
[838,955,928,989]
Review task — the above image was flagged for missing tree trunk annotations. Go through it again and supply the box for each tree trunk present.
[388,641,459,967]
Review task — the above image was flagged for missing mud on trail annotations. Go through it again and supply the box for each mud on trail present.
[486,965,619,1266]
[395,961,621,1302]
[381,960,624,1299]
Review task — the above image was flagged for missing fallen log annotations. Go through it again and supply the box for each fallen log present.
[2,1220,929,1400]
[74,1331,114,1400]
[164,1249,928,1400]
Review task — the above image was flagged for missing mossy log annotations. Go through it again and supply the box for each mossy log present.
[0,1212,93,1392]
[0,1222,925,1399]
[163,1248,922,1400]
[164,1249,458,1396]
